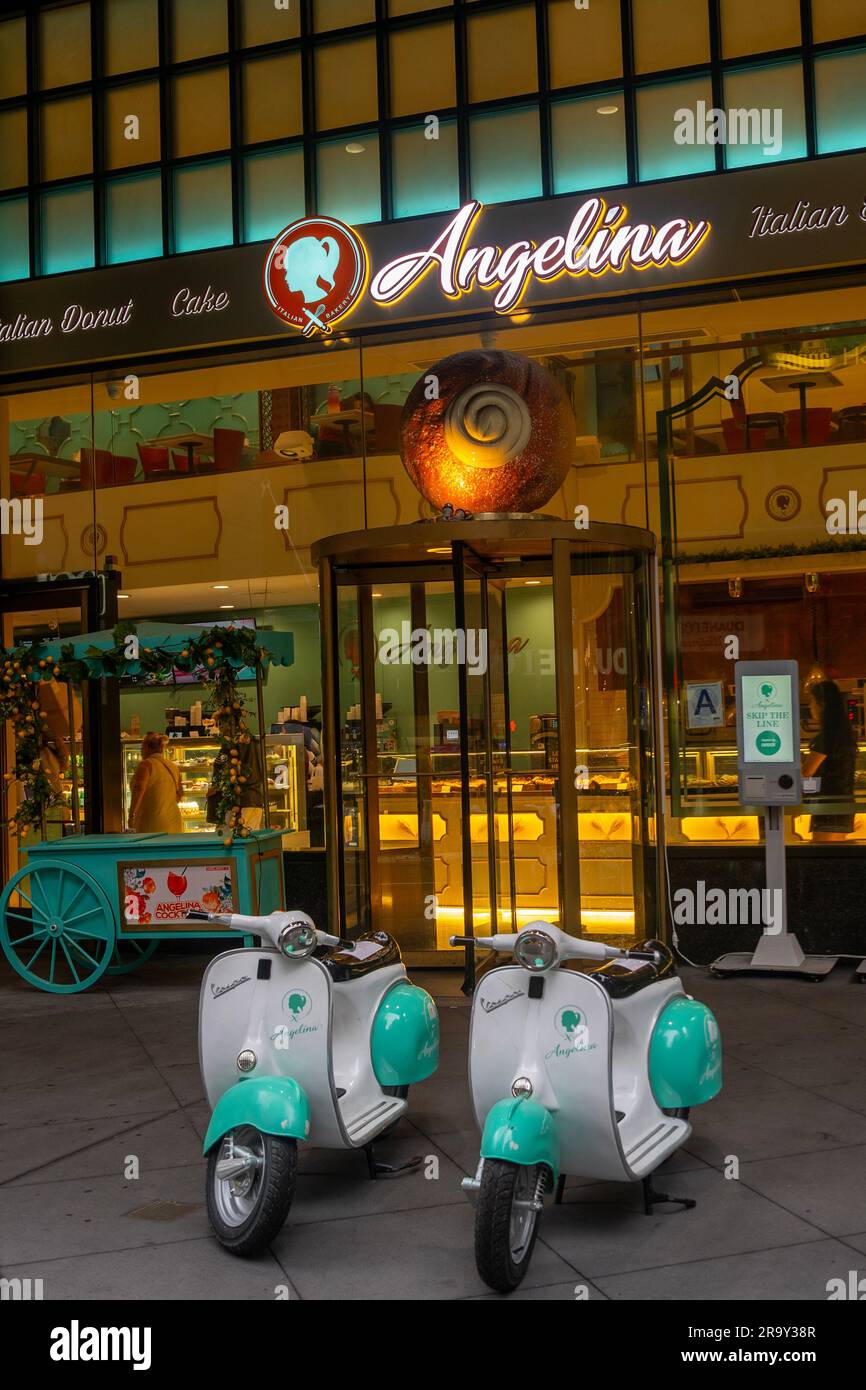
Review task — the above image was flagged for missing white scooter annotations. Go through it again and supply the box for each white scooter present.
[191,909,439,1256]
[452,922,722,1292]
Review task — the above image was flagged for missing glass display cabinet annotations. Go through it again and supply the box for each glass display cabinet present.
[314,516,663,965]
[123,734,306,834]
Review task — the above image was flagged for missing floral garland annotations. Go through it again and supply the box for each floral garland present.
[0,622,269,843]
[0,647,63,838]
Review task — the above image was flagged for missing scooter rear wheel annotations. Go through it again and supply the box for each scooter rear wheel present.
[206,1125,297,1257]
[475,1159,543,1293]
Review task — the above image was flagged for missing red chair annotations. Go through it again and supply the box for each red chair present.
[784,408,833,446]
[80,448,114,488]
[112,454,137,485]
[11,470,46,496]
[212,428,245,472]
[171,450,190,473]
[137,443,171,477]
[722,419,766,453]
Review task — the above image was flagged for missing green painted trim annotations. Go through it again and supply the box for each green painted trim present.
[649,996,723,1109]
[480,1096,560,1181]
[203,1076,310,1153]
[371,981,439,1086]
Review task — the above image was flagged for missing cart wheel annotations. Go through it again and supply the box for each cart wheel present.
[206,1126,297,1256]
[0,859,115,994]
[474,1159,544,1293]
[108,938,159,976]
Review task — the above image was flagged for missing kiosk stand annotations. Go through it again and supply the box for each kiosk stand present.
[712,660,838,980]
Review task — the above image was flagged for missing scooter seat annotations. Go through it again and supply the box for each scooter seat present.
[320,931,402,982]
[590,938,676,999]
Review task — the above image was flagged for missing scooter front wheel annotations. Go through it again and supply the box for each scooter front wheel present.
[206,1125,297,1256]
[475,1159,543,1293]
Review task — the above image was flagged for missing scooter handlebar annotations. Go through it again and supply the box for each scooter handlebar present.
[187,910,352,951]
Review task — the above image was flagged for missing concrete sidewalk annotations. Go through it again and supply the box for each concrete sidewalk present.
[1,954,865,1300]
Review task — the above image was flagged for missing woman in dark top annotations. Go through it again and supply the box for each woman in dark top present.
[802,680,857,841]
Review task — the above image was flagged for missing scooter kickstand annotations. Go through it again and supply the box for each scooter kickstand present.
[641,1176,697,1216]
[364,1143,424,1181]
[554,1174,567,1205]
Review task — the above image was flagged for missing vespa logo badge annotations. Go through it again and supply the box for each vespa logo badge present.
[282,989,312,1021]
[263,216,368,338]
[481,988,524,1013]
[211,975,250,1000]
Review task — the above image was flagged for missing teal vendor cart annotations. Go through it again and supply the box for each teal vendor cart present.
[0,829,285,993]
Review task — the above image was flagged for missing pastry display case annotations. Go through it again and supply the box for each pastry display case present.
[122,734,307,834]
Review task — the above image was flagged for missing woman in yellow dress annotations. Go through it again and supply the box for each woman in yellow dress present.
[128,732,183,833]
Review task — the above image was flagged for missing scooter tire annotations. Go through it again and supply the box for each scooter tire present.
[206,1131,297,1257]
[474,1159,542,1293]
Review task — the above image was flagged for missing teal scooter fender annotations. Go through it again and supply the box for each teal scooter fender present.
[371,981,440,1086]
[203,1076,311,1154]
[480,1096,560,1182]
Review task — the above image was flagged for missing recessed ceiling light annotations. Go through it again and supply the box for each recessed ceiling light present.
[118,593,130,599]
[426,546,451,555]
[345,142,366,154]
[212,584,229,590]
[596,104,619,116]
[524,580,541,586]
[372,592,383,598]
[219,604,235,610]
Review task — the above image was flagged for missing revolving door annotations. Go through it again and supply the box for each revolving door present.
[314,518,663,965]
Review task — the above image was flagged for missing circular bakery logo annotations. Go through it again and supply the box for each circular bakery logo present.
[282,989,312,1021]
[263,216,368,337]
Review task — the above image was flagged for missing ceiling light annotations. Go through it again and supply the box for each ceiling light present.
[596,104,619,116]
[426,546,451,555]
[525,580,541,586]
[212,584,229,590]
[372,592,383,598]
[118,593,130,599]
[345,142,366,154]
[219,604,235,610]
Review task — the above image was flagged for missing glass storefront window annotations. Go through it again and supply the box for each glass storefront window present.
[40,96,93,182]
[243,147,306,243]
[39,2,91,90]
[171,0,228,63]
[391,122,459,218]
[811,0,866,43]
[104,0,159,75]
[0,15,26,99]
[172,160,233,252]
[0,197,29,282]
[389,23,456,118]
[315,38,378,130]
[242,53,303,144]
[239,0,301,45]
[815,48,866,154]
[314,0,375,31]
[547,0,622,88]
[722,63,807,168]
[316,136,381,223]
[467,6,538,104]
[104,81,161,169]
[172,68,231,158]
[40,185,95,275]
[469,107,542,205]
[551,94,627,193]
[633,0,710,74]
[105,172,163,264]
[720,0,801,57]
[637,77,715,181]
[0,108,27,191]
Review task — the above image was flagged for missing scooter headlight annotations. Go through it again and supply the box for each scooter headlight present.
[278,921,318,958]
[514,928,558,973]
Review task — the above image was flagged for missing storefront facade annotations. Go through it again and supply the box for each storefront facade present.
[2,1,866,962]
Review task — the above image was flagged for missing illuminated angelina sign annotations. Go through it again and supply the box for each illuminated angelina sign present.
[369,198,712,315]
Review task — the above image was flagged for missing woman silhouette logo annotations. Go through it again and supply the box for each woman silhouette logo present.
[263,216,369,337]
